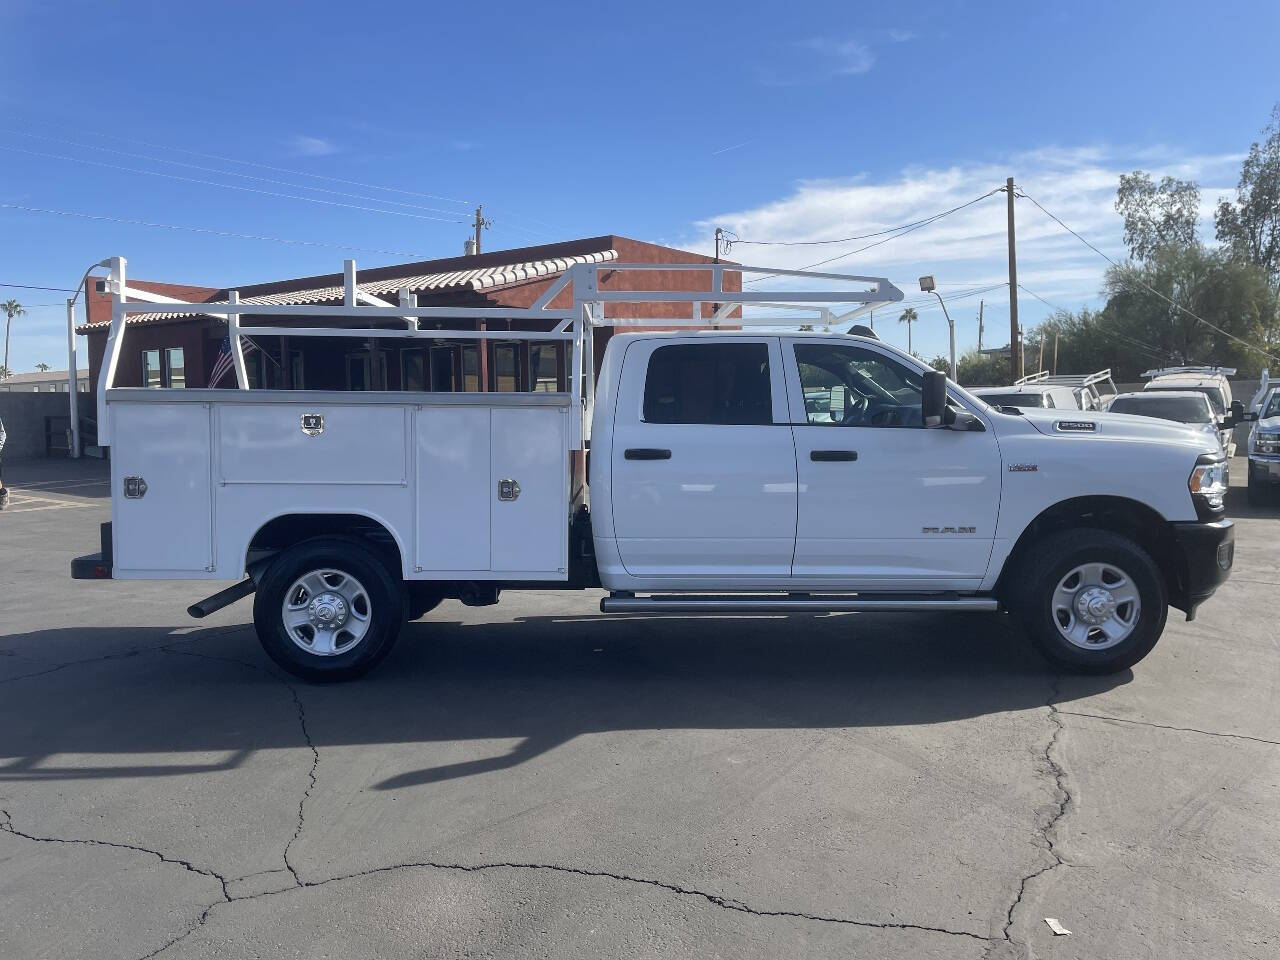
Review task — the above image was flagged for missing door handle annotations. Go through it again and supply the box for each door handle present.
[624,448,672,460]
[810,449,858,462]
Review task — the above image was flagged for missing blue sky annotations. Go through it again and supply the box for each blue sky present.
[2,0,1278,372]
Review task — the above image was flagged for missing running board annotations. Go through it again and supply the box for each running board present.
[599,593,1000,614]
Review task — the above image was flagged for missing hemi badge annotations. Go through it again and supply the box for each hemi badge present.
[1056,420,1097,432]
[1008,463,1038,472]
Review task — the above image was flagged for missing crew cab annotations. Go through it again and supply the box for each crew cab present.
[72,258,1237,681]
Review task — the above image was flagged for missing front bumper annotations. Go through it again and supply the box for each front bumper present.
[1248,455,1280,484]
[1169,518,1234,619]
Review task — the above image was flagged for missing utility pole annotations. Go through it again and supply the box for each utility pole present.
[1006,177,1021,382]
[1053,332,1059,375]
[1038,332,1046,374]
[473,205,490,254]
[977,300,984,351]
[714,227,723,262]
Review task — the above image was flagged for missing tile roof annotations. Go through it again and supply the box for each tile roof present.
[79,249,617,329]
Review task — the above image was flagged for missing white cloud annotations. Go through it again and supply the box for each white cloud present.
[286,135,338,157]
[803,38,876,76]
[694,146,1243,359]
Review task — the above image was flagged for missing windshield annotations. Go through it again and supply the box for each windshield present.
[975,392,1047,408]
[1264,391,1280,419]
[1148,385,1225,414]
[1110,395,1213,423]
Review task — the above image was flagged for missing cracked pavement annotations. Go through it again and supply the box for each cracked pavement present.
[1,458,1278,959]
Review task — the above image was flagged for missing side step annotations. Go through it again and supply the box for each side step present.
[599,593,1000,614]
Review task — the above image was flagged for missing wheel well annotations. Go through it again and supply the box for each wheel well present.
[246,514,403,580]
[997,496,1180,601]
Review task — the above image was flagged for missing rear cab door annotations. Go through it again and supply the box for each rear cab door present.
[607,337,797,579]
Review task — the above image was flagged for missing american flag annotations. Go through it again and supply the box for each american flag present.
[208,335,258,387]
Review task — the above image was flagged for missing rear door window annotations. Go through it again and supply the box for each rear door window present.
[642,343,773,425]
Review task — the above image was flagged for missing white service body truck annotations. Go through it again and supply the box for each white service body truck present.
[73,258,1242,680]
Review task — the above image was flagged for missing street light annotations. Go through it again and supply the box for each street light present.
[919,275,956,381]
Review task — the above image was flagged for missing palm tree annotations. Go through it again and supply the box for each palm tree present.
[2,299,25,381]
[898,307,918,354]
[35,362,50,372]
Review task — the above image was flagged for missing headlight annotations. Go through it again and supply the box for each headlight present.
[1189,459,1228,514]
[1255,431,1280,455]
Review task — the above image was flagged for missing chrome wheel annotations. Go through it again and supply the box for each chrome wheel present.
[1051,562,1141,650]
[281,568,372,656]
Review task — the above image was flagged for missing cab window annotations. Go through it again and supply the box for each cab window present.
[642,343,773,425]
[793,343,924,427]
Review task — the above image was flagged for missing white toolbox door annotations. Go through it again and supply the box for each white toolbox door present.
[415,407,491,573]
[111,403,213,574]
[490,407,568,575]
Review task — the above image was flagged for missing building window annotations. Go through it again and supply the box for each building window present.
[530,343,562,392]
[141,349,163,388]
[490,342,519,392]
[462,344,479,391]
[401,349,426,391]
[289,350,305,390]
[430,345,459,391]
[346,353,371,390]
[166,347,185,388]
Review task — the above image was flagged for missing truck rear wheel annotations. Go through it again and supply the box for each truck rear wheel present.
[253,537,405,682]
[1013,529,1167,674]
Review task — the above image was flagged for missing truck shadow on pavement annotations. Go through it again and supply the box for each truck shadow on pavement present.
[0,610,1128,788]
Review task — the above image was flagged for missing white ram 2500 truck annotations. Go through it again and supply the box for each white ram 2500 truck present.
[72,258,1239,681]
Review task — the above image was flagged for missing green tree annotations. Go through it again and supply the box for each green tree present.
[928,354,950,377]
[1215,104,1280,286]
[956,348,1013,386]
[35,362,50,372]
[2,300,25,380]
[898,307,918,353]
[1038,248,1276,380]
[1115,171,1201,261]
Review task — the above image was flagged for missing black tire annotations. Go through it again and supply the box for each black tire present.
[1011,528,1168,674]
[253,537,405,682]
[406,583,445,621]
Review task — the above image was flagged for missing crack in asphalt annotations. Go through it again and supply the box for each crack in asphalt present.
[993,676,1072,952]
[157,645,318,889]
[1055,710,1280,747]
[0,807,231,902]
[276,859,992,943]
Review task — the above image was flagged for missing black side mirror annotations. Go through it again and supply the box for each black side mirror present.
[1223,399,1245,429]
[922,370,947,427]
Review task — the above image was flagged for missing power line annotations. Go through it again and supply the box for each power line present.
[1,203,431,258]
[1,128,471,218]
[0,146,470,224]
[2,115,472,206]
[743,188,1004,284]
[1016,282,1169,364]
[1016,188,1280,363]
[729,191,1002,247]
[0,281,77,292]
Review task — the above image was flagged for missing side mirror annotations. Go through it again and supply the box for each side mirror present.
[922,370,947,427]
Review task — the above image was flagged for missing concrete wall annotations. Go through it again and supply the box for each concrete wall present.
[0,392,77,460]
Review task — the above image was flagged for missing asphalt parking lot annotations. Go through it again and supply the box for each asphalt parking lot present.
[1,458,1277,960]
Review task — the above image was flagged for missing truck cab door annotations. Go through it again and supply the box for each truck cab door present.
[608,338,797,579]
[782,339,999,589]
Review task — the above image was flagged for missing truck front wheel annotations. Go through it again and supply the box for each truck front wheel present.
[253,537,405,682]
[1013,529,1168,674]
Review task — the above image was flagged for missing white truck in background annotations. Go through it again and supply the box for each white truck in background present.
[73,258,1244,681]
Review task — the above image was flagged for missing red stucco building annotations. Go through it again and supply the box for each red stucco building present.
[79,236,738,395]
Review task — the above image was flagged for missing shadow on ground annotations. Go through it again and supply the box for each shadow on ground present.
[1,609,1126,788]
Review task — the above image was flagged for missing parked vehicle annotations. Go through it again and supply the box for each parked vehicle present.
[1108,391,1230,472]
[73,257,1239,681]
[1012,369,1117,410]
[969,385,1082,410]
[1247,386,1280,505]
[1142,367,1237,456]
